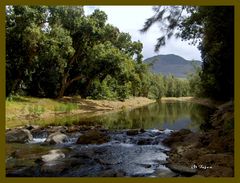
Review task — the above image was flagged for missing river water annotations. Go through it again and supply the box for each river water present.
[6,101,214,177]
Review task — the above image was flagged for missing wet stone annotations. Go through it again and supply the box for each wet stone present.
[154,168,178,177]
[126,129,139,136]
[6,128,173,177]
[6,129,33,143]
[137,138,153,145]
[41,149,65,162]
[41,161,67,176]
[76,130,110,144]
[44,132,69,145]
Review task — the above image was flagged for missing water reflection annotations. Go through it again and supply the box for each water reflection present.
[31,101,214,132]
[87,102,214,132]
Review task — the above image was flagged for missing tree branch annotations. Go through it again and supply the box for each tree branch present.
[68,75,82,85]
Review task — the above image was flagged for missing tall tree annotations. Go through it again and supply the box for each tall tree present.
[141,6,234,101]
[6,6,48,95]
[6,6,145,100]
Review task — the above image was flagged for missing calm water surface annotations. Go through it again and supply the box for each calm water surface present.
[42,101,214,132]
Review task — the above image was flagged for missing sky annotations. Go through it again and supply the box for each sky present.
[84,6,202,61]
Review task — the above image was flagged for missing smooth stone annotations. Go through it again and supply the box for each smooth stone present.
[166,164,197,176]
[41,149,65,162]
[45,132,69,144]
[154,168,178,177]
[6,129,33,143]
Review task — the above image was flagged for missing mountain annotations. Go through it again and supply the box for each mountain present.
[144,54,202,78]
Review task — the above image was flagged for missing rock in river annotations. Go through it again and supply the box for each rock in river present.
[126,129,140,136]
[76,130,110,144]
[166,164,197,176]
[41,149,65,162]
[6,129,33,143]
[45,132,69,145]
[40,149,66,176]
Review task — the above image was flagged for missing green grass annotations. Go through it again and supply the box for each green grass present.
[54,103,78,113]
[5,96,80,128]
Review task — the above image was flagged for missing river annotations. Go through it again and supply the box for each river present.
[6,101,214,177]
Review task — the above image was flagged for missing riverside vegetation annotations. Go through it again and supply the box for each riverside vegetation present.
[6,6,234,177]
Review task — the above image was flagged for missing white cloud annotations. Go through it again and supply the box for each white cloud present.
[84,6,201,61]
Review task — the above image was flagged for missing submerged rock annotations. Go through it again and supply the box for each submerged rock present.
[41,149,65,162]
[40,150,67,176]
[6,129,33,143]
[137,138,153,145]
[41,161,67,176]
[76,130,110,144]
[45,132,69,145]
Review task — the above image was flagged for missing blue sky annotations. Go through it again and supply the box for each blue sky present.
[84,6,201,61]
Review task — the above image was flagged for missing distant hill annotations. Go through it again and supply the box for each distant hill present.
[144,54,202,78]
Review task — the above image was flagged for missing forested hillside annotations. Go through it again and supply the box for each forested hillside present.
[144,54,202,78]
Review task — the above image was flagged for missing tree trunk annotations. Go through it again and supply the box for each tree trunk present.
[57,84,67,98]
[57,45,83,98]
[57,74,68,98]
[57,75,82,98]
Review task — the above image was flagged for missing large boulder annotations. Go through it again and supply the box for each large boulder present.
[76,130,110,144]
[6,129,33,143]
[45,132,69,145]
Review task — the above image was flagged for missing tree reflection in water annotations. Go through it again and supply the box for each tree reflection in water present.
[94,102,214,131]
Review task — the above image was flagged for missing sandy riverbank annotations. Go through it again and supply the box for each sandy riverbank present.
[6,96,155,128]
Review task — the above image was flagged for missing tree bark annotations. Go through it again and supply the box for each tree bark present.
[57,75,82,98]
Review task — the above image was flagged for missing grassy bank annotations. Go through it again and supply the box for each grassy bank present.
[6,96,155,128]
